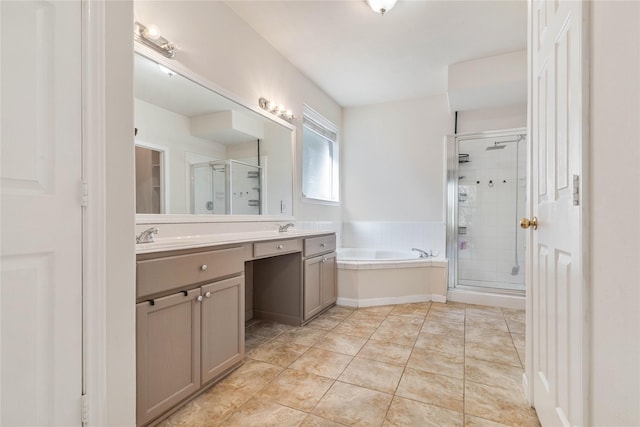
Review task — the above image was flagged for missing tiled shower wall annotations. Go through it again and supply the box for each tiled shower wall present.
[457,137,526,290]
[341,221,446,256]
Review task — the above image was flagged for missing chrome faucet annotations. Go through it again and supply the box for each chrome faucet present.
[412,248,431,258]
[278,223,295,232]
[136,227,159,244]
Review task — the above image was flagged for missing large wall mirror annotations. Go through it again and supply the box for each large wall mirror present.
[134,51,294,220]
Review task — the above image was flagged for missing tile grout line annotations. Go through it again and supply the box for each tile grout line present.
[163,302,531,426]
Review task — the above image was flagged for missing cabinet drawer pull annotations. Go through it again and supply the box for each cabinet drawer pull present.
[201,264,208,271]
[205,291,212,298]
[196,295,203,302]
[322,257,327,263]
[277,244,284,249]
[320,243,326,247]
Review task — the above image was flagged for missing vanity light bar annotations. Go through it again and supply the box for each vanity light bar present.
[259,97,296,122]
[134,22,175,59]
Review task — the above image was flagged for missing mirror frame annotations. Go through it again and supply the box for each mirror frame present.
[134,43,297,223]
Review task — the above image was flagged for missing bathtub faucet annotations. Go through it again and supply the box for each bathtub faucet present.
[278,223,295,232]
[136,227,159,244]
[412,248,431,258]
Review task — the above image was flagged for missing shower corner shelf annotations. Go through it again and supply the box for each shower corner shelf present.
[458,153,470,163]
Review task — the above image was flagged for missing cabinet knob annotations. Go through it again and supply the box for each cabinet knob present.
[205,291,212,298]
[322,257,327,263]
[320,243,326,247]
[277,244,284,249]
[196,295,203,302]
[201,265,208,271]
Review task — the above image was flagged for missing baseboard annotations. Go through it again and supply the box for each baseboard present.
[337,294,446,308]
[522,372,533,405]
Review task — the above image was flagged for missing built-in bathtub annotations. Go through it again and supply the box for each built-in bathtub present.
[336,248,448,308]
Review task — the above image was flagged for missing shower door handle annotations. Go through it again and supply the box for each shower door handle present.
[520,217,538,230]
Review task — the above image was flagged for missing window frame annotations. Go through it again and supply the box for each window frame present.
[301,105,340,205]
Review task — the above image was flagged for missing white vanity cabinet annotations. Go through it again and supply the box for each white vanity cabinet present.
[303,235,337,321]
[136,246,245,426]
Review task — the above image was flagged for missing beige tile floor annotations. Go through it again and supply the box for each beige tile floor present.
[159,302,539,427]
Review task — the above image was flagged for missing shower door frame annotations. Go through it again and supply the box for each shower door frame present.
[446,127,527,293]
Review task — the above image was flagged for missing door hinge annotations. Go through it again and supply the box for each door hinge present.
[81,394,89,424]
[81,180,89,207]
[572,174,580,206]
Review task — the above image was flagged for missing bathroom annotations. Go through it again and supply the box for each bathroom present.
[130,1,530,424]
[2,0,639,426]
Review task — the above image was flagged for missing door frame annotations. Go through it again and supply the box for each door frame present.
[524,1,591,421]
[82,0,108,424]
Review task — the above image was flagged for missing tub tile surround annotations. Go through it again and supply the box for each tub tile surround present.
[159,302,539,427]
[342,221,446,256]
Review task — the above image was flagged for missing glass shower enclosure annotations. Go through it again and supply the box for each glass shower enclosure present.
[447,130,527,293]
[191,159,262,215]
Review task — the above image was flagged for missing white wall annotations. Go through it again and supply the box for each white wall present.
[456,104,527,134]
[448,50,527,112]
[341,95,451,252]
[589,1,640,425]
[343,95,451,221]
[133,1,342,223]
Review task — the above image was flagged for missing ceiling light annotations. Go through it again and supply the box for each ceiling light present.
[365,0,399,15]
[134,22,175,59]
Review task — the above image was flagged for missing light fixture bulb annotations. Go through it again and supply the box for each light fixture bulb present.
[258,97,295,122]
[143,24,161,40]
[366,0,399,15]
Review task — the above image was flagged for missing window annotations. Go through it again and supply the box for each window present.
[302,106,339,203]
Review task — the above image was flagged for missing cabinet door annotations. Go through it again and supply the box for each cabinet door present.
[304,256,323,320]
[321,252,337,307]
[201,276,245,384]
[137,289,201,426]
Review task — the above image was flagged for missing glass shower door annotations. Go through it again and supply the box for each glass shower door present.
[454,133,527,292]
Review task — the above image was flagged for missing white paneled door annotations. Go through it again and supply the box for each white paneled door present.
[1,1,83,425]
[529,0,587,425]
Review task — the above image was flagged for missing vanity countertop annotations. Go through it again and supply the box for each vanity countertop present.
[136,229,334,254]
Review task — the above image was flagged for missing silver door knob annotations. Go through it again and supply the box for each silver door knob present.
[196,295,203,302]
[201,265,208,271]
[205,291,212,298]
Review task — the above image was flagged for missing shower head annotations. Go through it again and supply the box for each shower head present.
[486,142,506,151]
[486,137,522,151]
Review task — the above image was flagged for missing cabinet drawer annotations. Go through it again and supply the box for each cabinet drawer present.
[304,235,336,258]
[253,238,301,258]
[137,247,244,298]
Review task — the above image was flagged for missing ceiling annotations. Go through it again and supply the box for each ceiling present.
[226,0,527,107]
